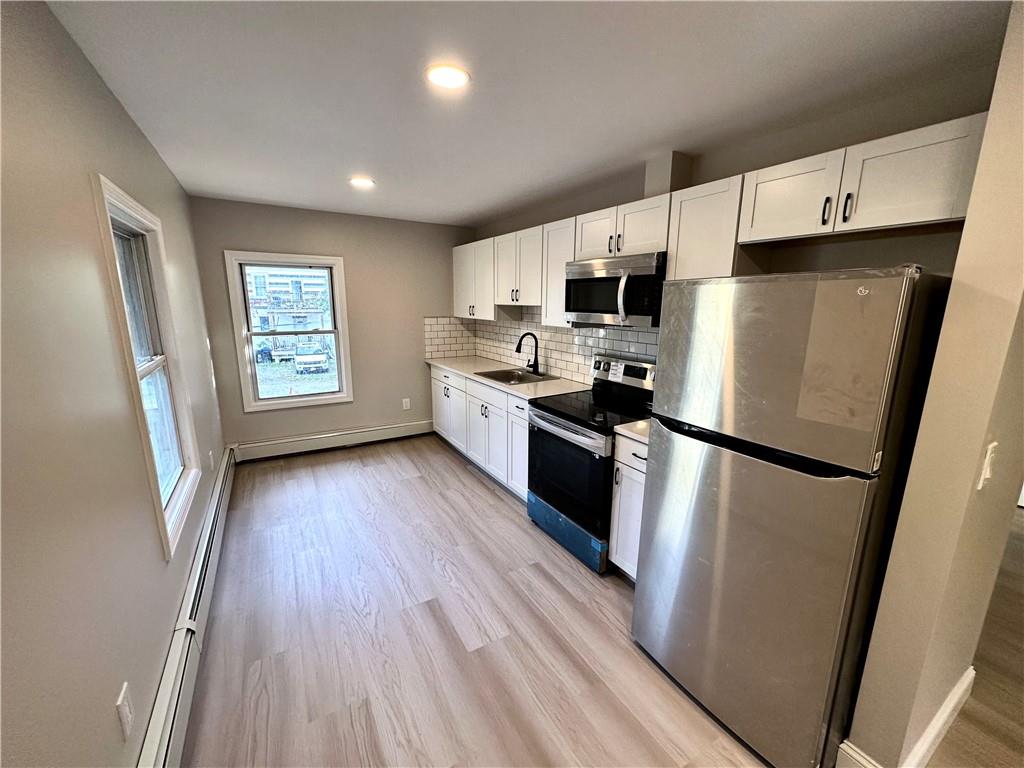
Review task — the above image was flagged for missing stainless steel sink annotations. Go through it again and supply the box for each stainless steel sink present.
[477,368,557,385]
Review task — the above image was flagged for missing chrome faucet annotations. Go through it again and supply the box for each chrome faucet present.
[515,332,540,375]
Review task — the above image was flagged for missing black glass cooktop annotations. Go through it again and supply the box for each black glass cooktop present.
[531,380,653,436]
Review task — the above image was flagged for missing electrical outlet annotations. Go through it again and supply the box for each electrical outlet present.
[402,398,411,411]
[116,682,134,741]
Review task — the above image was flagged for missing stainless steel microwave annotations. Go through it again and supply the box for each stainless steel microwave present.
[564,251,667,327]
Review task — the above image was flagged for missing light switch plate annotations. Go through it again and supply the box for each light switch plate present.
[402,398,411,410]
[116,682,134,741]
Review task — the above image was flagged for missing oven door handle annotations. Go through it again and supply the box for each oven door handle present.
[528,409,612,456]
[616,270,629,323]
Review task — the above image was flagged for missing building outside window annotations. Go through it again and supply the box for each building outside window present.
[225,251,354,412]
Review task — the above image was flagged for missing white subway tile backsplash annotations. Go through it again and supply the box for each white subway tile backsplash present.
[424,314,658,383]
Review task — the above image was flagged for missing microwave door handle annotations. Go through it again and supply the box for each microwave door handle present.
[616,271,629,323]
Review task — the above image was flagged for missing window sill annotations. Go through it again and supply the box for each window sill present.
[163,467,200,560]
[241,391,354,413]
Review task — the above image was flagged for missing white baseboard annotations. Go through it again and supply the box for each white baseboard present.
[234,419,433,461]
[837,665,975,768]
[901,666,975,767]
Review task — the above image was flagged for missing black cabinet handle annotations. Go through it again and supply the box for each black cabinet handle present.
[614,466,621,485]
[632,452,647,461]
[842,192,853,223]
[821,196,832,226]
[484,405,489,418]
[608,235,613,254]
[515,288,519,302]
[616,233,622,252]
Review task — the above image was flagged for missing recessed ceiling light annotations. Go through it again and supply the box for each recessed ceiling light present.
[427,64,470,90]
[349,175,375,189]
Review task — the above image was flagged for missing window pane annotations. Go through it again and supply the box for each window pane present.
[242,264,334,332]
[140,367,184,504]
[114,231,159,364]
[252,333,340,399]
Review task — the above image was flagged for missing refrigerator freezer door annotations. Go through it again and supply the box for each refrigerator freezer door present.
[633,419,876,768]
[653,267,915,473]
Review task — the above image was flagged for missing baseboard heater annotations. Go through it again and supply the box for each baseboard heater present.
[137,447,236,768]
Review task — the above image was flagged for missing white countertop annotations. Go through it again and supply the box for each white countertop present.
[427,356,589,400]
[614,418,651,445]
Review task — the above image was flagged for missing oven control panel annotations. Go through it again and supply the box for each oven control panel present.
[592,355,656,390]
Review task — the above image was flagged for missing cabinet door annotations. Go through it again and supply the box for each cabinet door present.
[615,193,670,255]
[575,207,617,260]
[515,226,544,305]
[466,395,488,466]
[507,414,529,500]
[452,243,475,319]
[431,378,449,438]
[834,112,986,232]
[473,238,496,320]
[448,386,468,454]
[609,462,646,580]
[737,149,846,243]
[494,233,517,305]
[484,405,508,483]
[541,217,575,328]
[667,176,743,281]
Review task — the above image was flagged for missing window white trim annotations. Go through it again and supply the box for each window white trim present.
[224,250,355,412]
[93,174,201,560]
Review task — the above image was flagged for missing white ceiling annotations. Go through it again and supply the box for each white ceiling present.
[52,2,1008,227]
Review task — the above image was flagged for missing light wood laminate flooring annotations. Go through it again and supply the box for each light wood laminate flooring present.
[930,508,1024,768]
[182,436,761,767]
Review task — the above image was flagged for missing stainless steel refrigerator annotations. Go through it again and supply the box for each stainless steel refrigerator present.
[632,266,949,768]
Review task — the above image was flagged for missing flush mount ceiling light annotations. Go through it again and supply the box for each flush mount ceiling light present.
[426,64,470,90]
[349,175,376,189]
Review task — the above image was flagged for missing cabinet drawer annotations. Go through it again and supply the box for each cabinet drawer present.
[507,395,529,419]
[467,379,508,411]
[615,436,648,473]
[431,367,466,391]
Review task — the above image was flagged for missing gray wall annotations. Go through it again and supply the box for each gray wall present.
[846,5,1023,763]
[188,197,471,446]
[1,4,223,766]
[473,165,646,238]
[472,60,997,240]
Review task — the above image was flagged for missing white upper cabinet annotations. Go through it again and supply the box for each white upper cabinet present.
[452,243,475,319]
[494,233,517,305]
[575,196,670,260]
[833,112,987,232]
[615,193,671,255]
[453,239,494,319]
[738,149,847,243]
[516,226,544,305]
[667,176,743,281]
[541,217,575,328]
[472,238,495,320]
[575,206,617,260]
[738,113,987,244]
[495,227,543,306]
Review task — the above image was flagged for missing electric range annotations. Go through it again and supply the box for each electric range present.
[526,355,656,573]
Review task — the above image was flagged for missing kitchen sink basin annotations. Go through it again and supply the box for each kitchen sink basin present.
[477,368,557,385]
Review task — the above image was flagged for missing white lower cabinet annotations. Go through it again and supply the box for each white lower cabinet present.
[431,374,467,451]
[610,458,647,580]
[485,405,508,483]
[432,365,531,499]
[466,395,488,466]
[507,413,530,499]
[447,387,467,453]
